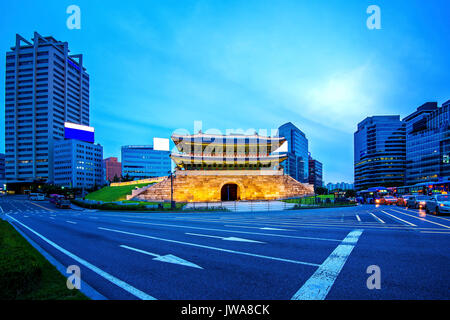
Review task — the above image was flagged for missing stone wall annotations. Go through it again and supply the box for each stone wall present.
[135,173,314,202]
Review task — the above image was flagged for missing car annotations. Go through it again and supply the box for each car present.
[406,195,432,209]
[383,196,398,205]
[397,195,412,206]
[55,198,71,209]
[29,193,45,201]
[374,198,385,205]
[425,194,450,215]
[49,194,64,204]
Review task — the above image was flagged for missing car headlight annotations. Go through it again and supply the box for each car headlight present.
[419,201,426,205]
[441,203,445,207]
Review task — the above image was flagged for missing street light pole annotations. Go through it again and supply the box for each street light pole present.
[169,170,175,209]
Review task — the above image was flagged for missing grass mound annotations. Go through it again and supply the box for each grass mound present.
[0,220,87,300]
[84,183,153,202]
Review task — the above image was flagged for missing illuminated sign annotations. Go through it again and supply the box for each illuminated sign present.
[153,137,170,151]
[64,122,94,143]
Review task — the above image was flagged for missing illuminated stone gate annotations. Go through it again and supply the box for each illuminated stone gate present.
[134,132,314,202]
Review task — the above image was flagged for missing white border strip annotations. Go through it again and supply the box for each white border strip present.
[64,122,95,132]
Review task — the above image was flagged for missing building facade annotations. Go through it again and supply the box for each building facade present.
[121,145,171,180]
[308,154,323,189]
[354,116,406,190]
[53,139,103,188]
[103,157,122,182]
[0,153,5,181]
[404,101,450,185]
[278,122,309,182]
[4,33,89,188]
[0,153,5,192]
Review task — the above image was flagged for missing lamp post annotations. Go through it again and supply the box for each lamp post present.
[169,170,175,209]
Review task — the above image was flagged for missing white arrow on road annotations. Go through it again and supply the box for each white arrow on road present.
[120,245,203,269]
[186,232,265,244]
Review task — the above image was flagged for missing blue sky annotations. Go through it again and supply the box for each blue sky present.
[1,0,449,183]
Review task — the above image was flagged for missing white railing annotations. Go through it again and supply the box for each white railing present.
[184,200,296,212]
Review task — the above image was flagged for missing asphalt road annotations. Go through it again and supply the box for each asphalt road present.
[1,195,449,300]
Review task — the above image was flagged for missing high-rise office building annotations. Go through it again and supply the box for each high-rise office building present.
[53,123,103,189]
[103,157,122,182]
[0,153,5,181]
[404,101,450,185]
[53,139,103,189]
[278,122,309,182]
[308,154,323,189]
[4,32,89,190]
[121,145,171,180]
[354,116,406,190]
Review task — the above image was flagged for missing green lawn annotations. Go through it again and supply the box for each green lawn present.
[0,220,88,300]
[121,200,186,209]
[85,183,153,202]
[285,195,335,205]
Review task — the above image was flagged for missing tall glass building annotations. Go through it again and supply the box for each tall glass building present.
[354,116,406,190]
[308,154,323,189]
[121,145,171,180]
[404,101,450,185]
[278,122,309,182]
[4,33,89,189]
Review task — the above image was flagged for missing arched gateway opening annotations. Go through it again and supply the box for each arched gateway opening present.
[221,183,239,201]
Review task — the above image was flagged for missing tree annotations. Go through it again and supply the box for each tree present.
[314,186,328,195]
[121,173,133,182]
[345,189,357,198]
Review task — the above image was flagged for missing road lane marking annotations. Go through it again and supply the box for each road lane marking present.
[291,229,363,300]
[0,205,4,214]
[6,215,156,300]
[420,231,450,234]
[369,212,385,224]
[66,221,77,224]
[380,210,416,227]
[120,245,203,269]
[28,201,55,212]
[185,232,266,244]
[388,208,450,229]
[223,225,291,231]
[355,215,361,222]
[120,220,342,242]
[99,227,320,267]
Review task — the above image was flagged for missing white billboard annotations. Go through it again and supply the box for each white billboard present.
[153,137,170,151]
